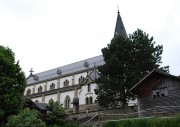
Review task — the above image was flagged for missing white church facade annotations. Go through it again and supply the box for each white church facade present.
[24,10,133,112]
[25,55,104,112]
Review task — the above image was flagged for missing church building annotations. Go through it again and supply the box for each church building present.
[24,10,127,112]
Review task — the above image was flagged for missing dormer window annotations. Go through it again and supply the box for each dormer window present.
[63,79,69,87]
[38,86,42,92]
[26,89,31,95]
[50,83,55,90]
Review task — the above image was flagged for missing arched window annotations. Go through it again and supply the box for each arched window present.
[79,76,85,84]
[38,86,42,92]
[50,83,55,90]
[64,96,70,109]
[26,89,31,95]
[85,97,89,105]
[63,79,69,87]
[89,96,93,104]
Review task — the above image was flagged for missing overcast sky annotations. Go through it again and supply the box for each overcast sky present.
[0,0,179,77]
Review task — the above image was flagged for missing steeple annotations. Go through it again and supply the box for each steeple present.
[114,10,127,37]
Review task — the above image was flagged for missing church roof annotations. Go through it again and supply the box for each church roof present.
[27,55,104,85]
[114,10,127,37]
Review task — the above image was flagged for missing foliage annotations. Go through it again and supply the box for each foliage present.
[102,115,180,127]
[63,122,79,127]
[46,99,66,126]
[0,45,26,126]
[96,29,169,108]
[6,108,46,127]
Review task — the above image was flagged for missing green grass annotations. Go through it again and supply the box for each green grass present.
[102,114,180,127]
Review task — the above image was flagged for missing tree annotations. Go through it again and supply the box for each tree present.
[96,29,169,108]
[6,108,46,127]
[46,99,66,127]
[0,45,26,126]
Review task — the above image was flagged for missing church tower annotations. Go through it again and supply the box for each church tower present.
[114,10,127,37]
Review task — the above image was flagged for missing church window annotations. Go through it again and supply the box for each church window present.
[63,79,69,87]
[38,86,42,92]
[64,96,70,109]
[87,83,91,92]
[79,76,85,84]
[50,83,55,90]
[85,97,89,105]
[26,89,31,95]
[89,96,93,104]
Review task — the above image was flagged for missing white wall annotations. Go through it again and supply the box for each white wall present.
[24,85,34,95]
[46,79,57,90]
[78,82,97,105]
[75,72,87,84]
[44,94,57,103]
[31,97,42,102]
[60,90,74,108]
[35,82,45,93]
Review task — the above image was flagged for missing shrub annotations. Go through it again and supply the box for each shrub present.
[102,115,180,127]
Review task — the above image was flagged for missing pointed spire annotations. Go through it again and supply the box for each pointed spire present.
[114,10,127,37]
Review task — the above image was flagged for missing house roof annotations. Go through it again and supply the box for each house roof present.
[130,69,180,92]
[34,102,48,111]
[24,98,48,111]
[27,55,104,85]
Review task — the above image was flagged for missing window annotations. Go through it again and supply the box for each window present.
[85,97,89,105]
[38,86,42,92]
[79,76,85,84]
[64,96,70,109]
[152,87,168,98]
[63,79,69,87]
[50,83,55,90]
[89,96,93,104]
[85,96,93,105]
[87,83,91,92]
[26,89,31,95]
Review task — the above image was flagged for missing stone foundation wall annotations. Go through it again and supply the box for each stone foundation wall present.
[67,105,138,122]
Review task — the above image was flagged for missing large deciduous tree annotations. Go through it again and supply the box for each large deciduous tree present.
[96,29,169,108]
[0,45,26,126]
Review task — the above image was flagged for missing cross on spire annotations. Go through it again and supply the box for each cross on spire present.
[29,68,34,74]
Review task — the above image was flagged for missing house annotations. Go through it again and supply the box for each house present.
[24,10,128,113]
[130,69,180,117]
[23,98,48,120]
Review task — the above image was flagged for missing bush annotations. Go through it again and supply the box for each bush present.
[6,108,46,127]
[103,115,180,127]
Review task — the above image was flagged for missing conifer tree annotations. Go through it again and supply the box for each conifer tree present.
[96,29,169,108]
